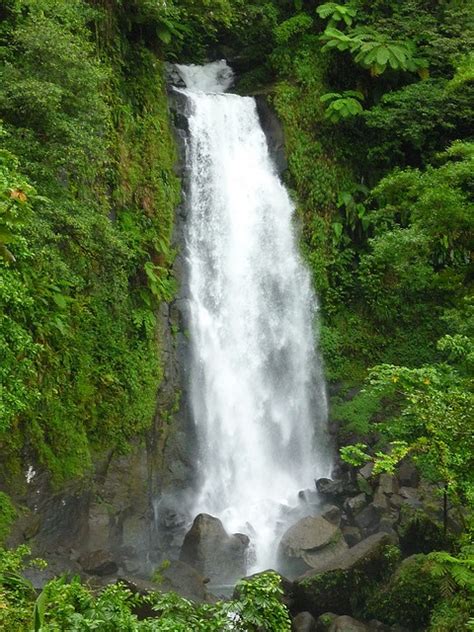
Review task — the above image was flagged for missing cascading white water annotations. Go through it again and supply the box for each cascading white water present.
[177,60,332,571]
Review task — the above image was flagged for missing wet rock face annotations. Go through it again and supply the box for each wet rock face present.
[180,514,250,584]
[164,62,186,89]
[79,550,118,577]
[255,96,288,175]
[6,445,161,578]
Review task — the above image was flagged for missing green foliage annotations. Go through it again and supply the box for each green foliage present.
[230,572,292,631]
[320,90,364,122]
[355,141,472,335]
[0,493,16,544]
[274,13,313,45]
[365,554,442,629]
[132,0,247,61]
[332,376,384,435]
[358,226,434,323]
[428,545,474,631]
[148,590,229,631]
[351,28,428,76]
[267,0,472,384]
[340,361,474,506]
[0,564,291,632]
[316,3,357,28]
[319,24,428,76]
[339,443,370,467]
[373,141,473,258]
[427,547,474,597]
[364,80,474,167]
[448,52,474,91]
[0,145,36,263]
[144,263,177,302]
[0,0,180,482]
[0,546,46,632]
[151,559,171,584]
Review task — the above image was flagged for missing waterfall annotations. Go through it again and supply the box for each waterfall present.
[176,61,332,571]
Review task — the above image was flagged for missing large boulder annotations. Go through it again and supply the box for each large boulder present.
[316,478,357,501]
[293,611,317,631]
[180,514,249,584]
[320,505,342,526]
[278,516,348,577]
[300,532,398,576]
[396,459,419,488]
[79,549,118,577]
[377,474,399,496]
[293,533,399,618]
[316,613,338,631]
[329,616,369,632]
[353,504,381,532]
[344,494,367,518]
[158,559,211,602]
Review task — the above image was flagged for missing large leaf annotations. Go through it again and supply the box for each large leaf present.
[344,90,364,99]
[345,99,363,115]
[376,47,390,66]
[333,222,343,238]
[320,92,343,102]
[320,26,353,51]
[316,3,340,19]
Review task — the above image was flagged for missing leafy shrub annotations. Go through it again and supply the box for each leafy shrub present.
[0,546,45,632]
[365,554,442,629]
[0,564,291,632]
[274,13,313,44]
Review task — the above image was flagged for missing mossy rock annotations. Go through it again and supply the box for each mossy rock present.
[316,612,338,630]
[293,534,400,618]
[363,554,441,630]
[296,569,352,617]
[397,507,447,555]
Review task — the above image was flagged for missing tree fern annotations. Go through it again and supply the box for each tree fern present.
[316,3,357,27]
[427,550,474,593]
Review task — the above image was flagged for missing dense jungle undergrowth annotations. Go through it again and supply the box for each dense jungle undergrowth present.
[0,0,473,629]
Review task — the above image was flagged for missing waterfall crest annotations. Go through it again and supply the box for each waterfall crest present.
[177,61,331,570]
